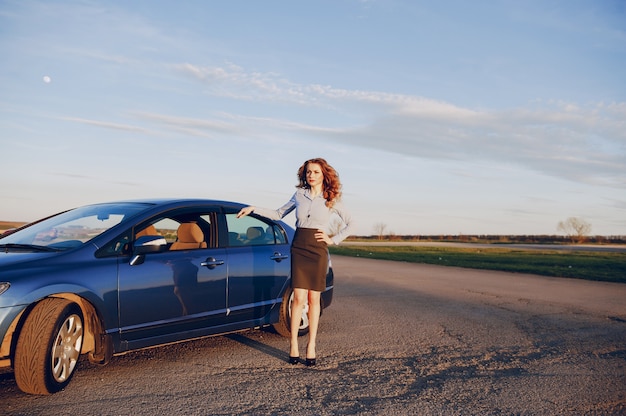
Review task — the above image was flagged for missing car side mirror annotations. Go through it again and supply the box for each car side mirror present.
[130,235,168,265]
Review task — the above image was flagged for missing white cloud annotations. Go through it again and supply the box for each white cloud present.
[168,60,624,186]
[55,55,626,191]
[339,102,626,187]
[59,117,153,134]
[132,111,241,138]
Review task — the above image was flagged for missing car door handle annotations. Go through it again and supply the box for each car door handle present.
[270,252,289,262]
[201,257,225,269]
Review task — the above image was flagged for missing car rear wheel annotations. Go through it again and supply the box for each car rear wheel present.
[14,298,84,395]
[273,288,310,337]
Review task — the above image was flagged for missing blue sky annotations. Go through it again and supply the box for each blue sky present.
[1,0,625,236]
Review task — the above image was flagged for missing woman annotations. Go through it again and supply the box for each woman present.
[237,158,353,366]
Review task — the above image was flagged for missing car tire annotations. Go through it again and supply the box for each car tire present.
[272,288,310,338]
[14,298,84,395]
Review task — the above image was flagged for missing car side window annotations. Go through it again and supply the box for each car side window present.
[97,210,216,257]
[272,223,288,245]
[146,218,178,243]
[225,214,284,246]
[151,214,213,251]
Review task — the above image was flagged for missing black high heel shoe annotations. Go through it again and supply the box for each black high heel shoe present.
[289,356,299,365]
[305,357,316,367]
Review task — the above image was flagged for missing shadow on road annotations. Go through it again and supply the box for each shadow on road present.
[225,332,289,363]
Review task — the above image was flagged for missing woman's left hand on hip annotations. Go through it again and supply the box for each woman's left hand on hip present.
[315,230,333,245]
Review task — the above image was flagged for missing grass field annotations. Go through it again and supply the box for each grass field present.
[329,245,626,284]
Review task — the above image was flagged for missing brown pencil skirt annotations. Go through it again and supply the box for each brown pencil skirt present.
[291,228,328,292]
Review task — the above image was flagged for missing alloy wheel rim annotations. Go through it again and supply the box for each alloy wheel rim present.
[51,314,83,382]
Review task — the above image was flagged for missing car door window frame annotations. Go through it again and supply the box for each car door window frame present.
[223,212,287,247]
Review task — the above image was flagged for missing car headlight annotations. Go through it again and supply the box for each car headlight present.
[0,282,9,296]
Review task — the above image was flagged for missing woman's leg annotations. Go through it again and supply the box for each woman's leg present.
[306,290,321,359]
[290,288,308,357]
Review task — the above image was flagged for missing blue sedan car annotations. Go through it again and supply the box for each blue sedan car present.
[0,199,333,395]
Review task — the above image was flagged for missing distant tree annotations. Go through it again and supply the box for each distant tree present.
[557,217,592,243]
[373,222,387,240]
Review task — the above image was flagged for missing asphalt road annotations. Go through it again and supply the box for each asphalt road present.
[1,255,625,415]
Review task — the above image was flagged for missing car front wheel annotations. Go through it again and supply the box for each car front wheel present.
[14,298,84,395]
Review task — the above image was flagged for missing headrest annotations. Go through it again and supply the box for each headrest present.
[246,226,264,240]
[177,223,204,243]
[136,225,158,238]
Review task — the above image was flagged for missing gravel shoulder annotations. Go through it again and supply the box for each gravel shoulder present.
[1,255,625,415]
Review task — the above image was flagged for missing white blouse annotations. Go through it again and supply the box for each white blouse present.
[252,188,354,245]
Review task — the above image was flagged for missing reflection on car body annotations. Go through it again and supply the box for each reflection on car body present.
[0,199,333,395]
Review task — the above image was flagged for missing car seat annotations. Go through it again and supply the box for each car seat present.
[245,226,265,245]
[135,225,159,239]
[170,223,207,250]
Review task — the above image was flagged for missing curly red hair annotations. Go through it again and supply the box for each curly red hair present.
[296,158,342,208]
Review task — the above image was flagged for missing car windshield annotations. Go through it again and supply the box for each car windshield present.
[0,203,152,251]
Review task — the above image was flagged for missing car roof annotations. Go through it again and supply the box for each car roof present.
[86,198,248,208]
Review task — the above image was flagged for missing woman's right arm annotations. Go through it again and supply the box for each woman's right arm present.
[237,193,296,220]
[236,206,256,218]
